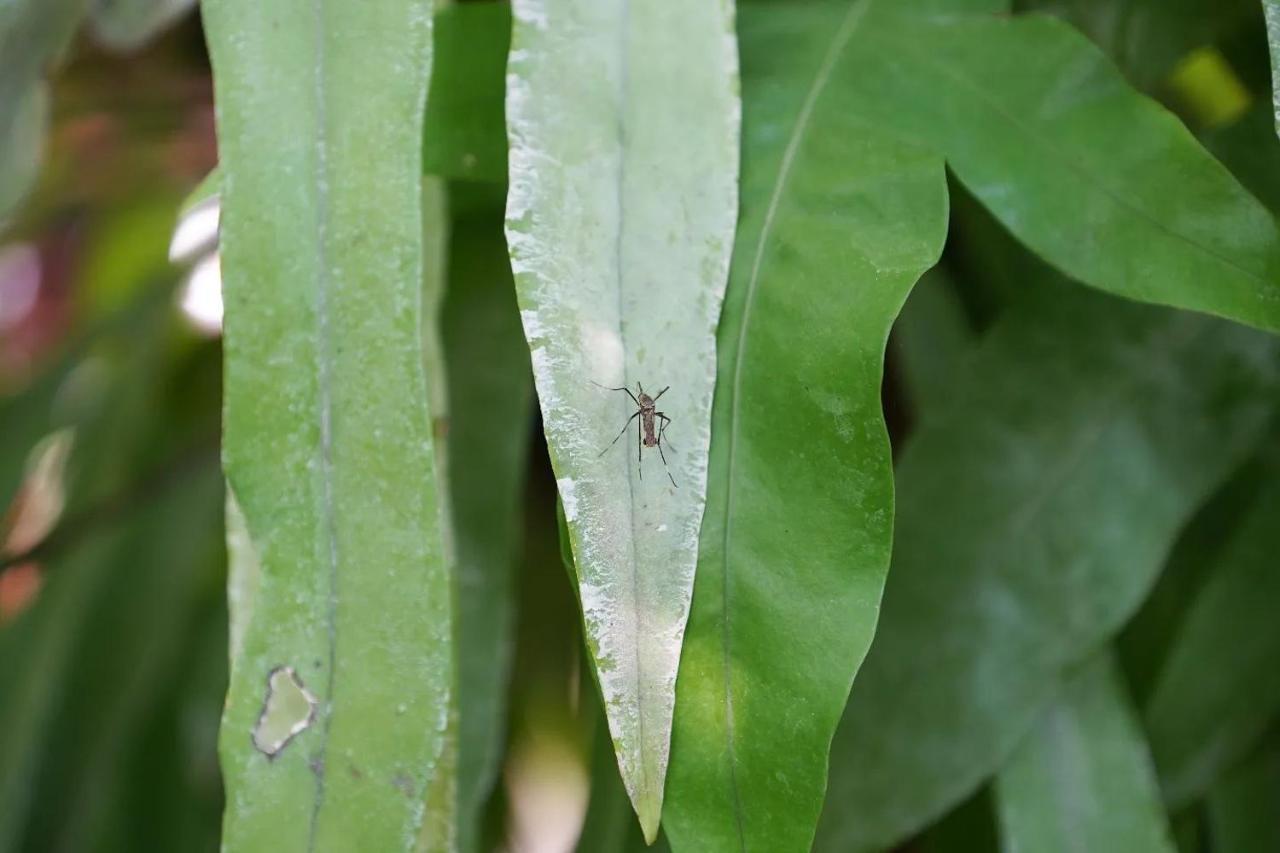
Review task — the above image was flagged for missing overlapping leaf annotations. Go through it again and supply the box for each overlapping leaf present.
[1207,732,1280,853]
[663,3,948,850]
[1145,448,1280,805]
[817,281,1280,851]
[840,6,1280,332]
[995,654,1176,853]
[443,186,535,853]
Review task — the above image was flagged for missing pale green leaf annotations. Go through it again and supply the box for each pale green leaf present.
[204,0,453,848]
[996,653,1177,853]
[817,282,1280,851]
[663,3,948,850]
[504,0,739,837]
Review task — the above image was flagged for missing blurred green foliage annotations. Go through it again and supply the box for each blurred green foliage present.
[3,1,1280,852]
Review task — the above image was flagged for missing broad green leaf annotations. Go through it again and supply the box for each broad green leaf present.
[504,0,739,837]
[1144,449,1280,806]
[204,0,453,848]
[663,4,948,850]
[0,0,87,222]
[1207,731,1280,852]
[843,8,1280,333]
[423,3,510,183]
[1020,0,1256,89]
[995,653,1177,853]
[817,283,1280,851]
[88,0,195,52]
[443,185,535,853]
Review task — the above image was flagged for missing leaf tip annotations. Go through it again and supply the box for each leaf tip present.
[635,789,662,845]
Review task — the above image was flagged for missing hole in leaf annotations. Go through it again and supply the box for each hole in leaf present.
[253,665,317,758]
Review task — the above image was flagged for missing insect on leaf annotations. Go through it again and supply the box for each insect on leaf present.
[504,0,739,838]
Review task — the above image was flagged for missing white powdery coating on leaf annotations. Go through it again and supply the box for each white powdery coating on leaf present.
[558,476,579,522]
[505,0,740,825]
[581,321,625,384]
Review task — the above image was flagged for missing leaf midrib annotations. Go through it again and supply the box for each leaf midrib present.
[714,1,871,848]
[609,0,655,815]
[304,1,342,848]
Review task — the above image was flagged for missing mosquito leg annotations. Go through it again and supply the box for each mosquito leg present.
[637,414,644,479]
[599,411,640,456]
[656,413,678,453]
[652,385,670,403]
[656,435,677,489]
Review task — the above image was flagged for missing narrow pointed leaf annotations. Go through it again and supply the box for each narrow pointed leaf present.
[423,4,510,183]
[995,653,1177,853]
[817,283,1280,851]
[1145,450,1280,805]
[842,9,1280,332]
[579,705,672,853]
[444,187,535,853]
[204,0,453,848]
[504,0,739,835]
[663,3,948,850]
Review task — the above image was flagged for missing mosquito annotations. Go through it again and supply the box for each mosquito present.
[595,381,677,488]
